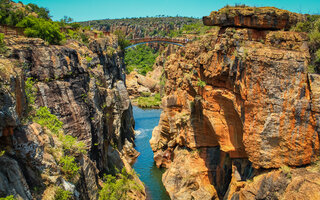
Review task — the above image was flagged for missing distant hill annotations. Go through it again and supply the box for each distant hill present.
[80,16,201,39]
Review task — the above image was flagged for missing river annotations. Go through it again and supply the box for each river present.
[132,106,170,200]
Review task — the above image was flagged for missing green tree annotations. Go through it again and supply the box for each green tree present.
[114,30,130,50]
[17,16,65,45]
[124,44,159,75]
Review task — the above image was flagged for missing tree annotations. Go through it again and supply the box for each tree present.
[17,16,65,45]
[114,30,131,50]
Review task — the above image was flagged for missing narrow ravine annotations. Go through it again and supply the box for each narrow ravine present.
[132,106,170,200]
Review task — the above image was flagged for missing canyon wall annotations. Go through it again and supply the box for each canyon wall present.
[0,35,145,199]
[83,17,200,39]
[150,6,320,200]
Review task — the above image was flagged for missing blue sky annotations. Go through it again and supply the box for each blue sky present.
[18,0,320,22]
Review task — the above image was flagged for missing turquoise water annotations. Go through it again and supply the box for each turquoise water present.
[132,106,170,200]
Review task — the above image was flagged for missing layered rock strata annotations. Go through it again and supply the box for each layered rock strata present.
[151,7,320,200]
[203,6,306,30]
[0,35,145,199]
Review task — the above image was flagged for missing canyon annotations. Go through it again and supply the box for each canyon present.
[0,1,320,200]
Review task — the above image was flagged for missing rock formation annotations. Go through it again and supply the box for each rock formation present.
[0,35,145,199]
[203,6,306,30]
[83,17,200,39]
[150,6,320,200]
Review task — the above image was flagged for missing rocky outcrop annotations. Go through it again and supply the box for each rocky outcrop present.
[0,35,145,199]
[151,6,320,200]
[203,6,306,30]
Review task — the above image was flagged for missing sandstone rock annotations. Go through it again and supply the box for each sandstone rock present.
[203,6,306,30]
[151,8,319,199]
[228,168,320,200]
[162,148,218,200]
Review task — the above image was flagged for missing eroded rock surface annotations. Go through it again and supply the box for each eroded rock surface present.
[151,6,320,200]
[203,6,306,30]
[0,36,145,199]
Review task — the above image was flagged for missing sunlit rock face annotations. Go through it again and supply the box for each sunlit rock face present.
[150,6,319,200]
[0,36,145,199]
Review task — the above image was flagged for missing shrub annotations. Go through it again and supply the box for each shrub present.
[54,188,72,200]
[25,77,37,106]
[114,30,130,50]
[59,134,86,154]
[59,155,80,180]
[99,168,142,200]
[196,78,206,87]
[0,33,7,54]
[17,16,65,45]
[33,106,63,134]
[280,165,292,179]
[86,56,92,63]
[0,195,15,200]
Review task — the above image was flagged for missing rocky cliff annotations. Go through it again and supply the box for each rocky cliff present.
[0,34,145,199]
[82,17,200,39]
[150,6,320,200]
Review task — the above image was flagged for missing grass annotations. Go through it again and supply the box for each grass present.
[136,93,161,108]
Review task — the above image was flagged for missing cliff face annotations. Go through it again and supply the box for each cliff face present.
[0,35,145,199]
[150,7,320,200]
[83,17,200,39]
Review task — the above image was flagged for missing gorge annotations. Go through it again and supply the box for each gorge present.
[0,1,320,200]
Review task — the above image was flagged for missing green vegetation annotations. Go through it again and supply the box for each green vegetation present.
[0,195,15,200]
[99,168,143,200]
[196,78,206,87]
[17,16,65,45]
[59,155,80,180]
[25,77,37,106]
[291,15,320,73]
[0,33,7,54]
[0,150,5,157]
[33,106,63,134]
[0,0,50,26]
[59,134,86,154]
[114,30,130,50]
[136,93,161,108]
[169,22,213,37]
[54,188,72,200]
[124,44,159,75]
[280,165,292,179]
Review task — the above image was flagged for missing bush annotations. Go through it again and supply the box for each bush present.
[99,168,142,200]
[114,30,130,50]
[196,78,206,87]
[0,33,7,54]
[33,106,63,134]
[0,195,15,200]
[54,188,72,200]
[17,16,65,45]
[59,134,86,154]
[59,155,80,180]
[25,77,37,106]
